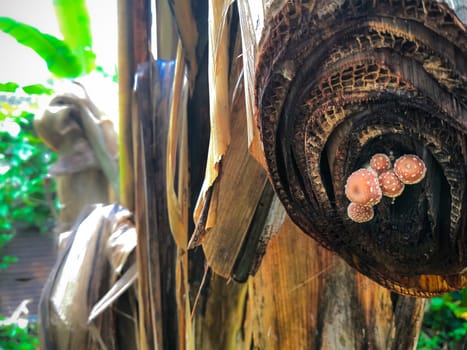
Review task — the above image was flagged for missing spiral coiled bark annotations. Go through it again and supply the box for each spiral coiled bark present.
[255,0,467,296]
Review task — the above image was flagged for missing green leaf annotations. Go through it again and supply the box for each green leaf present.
[53,0,96,73]
[0,234,14,245]
[0,221,11,230]
[2,255,17,265]
[430,297,445,311]
[0,17,82,77]
[460,287,467,307]
[0,204,9,218]
[0,82,19,93]
[22,84,53,95]
[450,327,467,340]
[14,143,35,161]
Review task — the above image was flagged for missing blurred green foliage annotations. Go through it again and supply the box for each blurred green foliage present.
[0,1,102,349]
[418,289,467,349]
[0,316,39,350]
[0,94,57,270]
[0,93,54,349]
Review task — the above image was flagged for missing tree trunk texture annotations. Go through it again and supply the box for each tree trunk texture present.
[115,0,466,349]
[248,217,424,349]
[254,0,467,296]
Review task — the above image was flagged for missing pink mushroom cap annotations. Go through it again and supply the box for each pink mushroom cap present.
[370,153,391,174]
[379,170,405,198]
[394,154,426,185]
[345,168,382,206]
[347,202,374,223]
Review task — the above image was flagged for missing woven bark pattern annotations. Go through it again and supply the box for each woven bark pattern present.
[255,0,467,296]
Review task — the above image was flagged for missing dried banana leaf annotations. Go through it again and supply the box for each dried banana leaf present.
[35,91,119,229]
[193,0,234,229]
[165,43,194,349]
[237,0,267,169]
[168,0,199,91]
[88,263,137,323]
[191,21,269,279]
[38,204,137,350]
[166,42,190,250]
[48,93,119,196]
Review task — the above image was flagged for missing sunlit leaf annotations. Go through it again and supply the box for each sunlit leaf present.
[22,84,54,95]
[0,82,19,93]
[53,0,96,73]
[0,17,82,77]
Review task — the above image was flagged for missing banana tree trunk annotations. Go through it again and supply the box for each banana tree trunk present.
[116,0,467,349]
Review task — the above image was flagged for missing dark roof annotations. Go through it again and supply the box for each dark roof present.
[0,229,57,317]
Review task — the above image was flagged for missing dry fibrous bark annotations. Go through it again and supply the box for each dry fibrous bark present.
[255,0,467,296]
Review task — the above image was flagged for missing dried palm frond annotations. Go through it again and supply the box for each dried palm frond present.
[38,204,137,350]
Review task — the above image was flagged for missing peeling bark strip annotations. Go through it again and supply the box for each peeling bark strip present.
[255,0,467,296]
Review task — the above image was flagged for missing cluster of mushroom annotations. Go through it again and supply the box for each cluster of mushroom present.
[345,153,427,223]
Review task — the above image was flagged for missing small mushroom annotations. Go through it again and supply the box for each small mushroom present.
[394,154,426,184]
[347,202,374,223]
[345,168,382,206]
[370,153,391,174]
[379,170,405,198]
